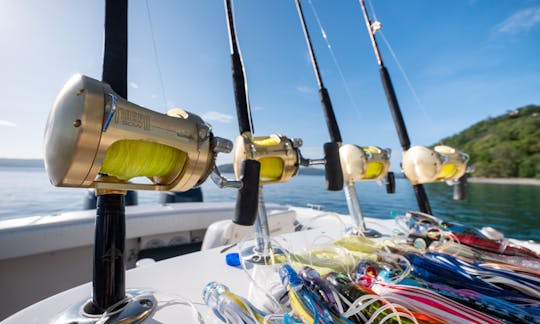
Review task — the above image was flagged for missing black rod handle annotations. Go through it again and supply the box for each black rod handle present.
[379,66,410,150]
[93,194,126,312]
[413,184,432,215]
[324,142,343,191]
[233,159,261,226]
[386,171,396,194]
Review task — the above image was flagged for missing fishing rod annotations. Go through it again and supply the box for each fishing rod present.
[222,0,261,228]
[44,0,233,321]
[358,0,430,214]
[295,0,394,237]
[221,0,347,258]
[94,0,129,312]
[357,0,472,214]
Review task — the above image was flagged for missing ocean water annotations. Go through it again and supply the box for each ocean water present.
[1,167,539,242]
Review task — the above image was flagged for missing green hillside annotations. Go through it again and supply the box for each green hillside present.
[436,105,540,178]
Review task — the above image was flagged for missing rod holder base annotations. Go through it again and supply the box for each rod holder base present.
[348,227,382,238]
[240,246,284,265]
[50,289,156,324]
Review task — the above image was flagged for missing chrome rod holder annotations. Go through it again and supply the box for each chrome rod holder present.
[50,289,156,324]
[241,186,281,264]
[344,181,381,237]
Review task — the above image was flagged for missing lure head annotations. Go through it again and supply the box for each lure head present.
[299,266,341,314]
[202,281,229,305]
[298,266,321,282]
[279,264,303,287]
[202,281,229,322]
[355,261,379,287]
[324,272,352,288]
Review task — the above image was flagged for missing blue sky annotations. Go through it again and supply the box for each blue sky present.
[1,0,539,169]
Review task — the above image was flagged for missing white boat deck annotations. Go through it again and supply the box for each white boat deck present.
[2,206,538,323]
[2,207,397,323]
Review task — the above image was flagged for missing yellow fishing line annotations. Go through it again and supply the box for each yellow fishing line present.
[252,135,281,146]
[251,135,284,180]
[364,162,384,179]
[334,235,382,253]
[258,157,284,180]
[437,164,457,180]
[100,140,187,180]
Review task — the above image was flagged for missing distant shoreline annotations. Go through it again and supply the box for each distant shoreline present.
[1,159,539,186]
[469,177,540,186]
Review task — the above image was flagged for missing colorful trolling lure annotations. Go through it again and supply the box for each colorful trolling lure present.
[369,282,502,324]
[421,280,540,323]
[280,264,353,324]
[405,211,487,238]
[404,253,540,322]
[203,281,269,323]
[324,272,420,324]
[406,252,529,300]
[430,240,540,270]
[451,232,540,259]
[424,252,540,299]
[203,281,306,324]
[299,266,344,315]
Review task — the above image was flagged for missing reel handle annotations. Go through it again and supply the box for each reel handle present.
[386,171,396,194]
[324,142,343,191]
[453,174,468,200]
[233,159,261,226]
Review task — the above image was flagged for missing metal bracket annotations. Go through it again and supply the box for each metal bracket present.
[210,166,242,189]
[102,93,117,132]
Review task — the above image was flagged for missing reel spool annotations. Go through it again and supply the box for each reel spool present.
[339,144,390,182]
[44,74,232,192]
[233,134,301,185]
[402,145,468,185]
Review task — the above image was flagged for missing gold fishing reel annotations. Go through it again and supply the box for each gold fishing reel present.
[233,133,301,185]
[339,144,391,182]
[44,74,232,193]
[402,145,469,185]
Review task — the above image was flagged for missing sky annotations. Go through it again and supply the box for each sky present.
[1,0,539,170]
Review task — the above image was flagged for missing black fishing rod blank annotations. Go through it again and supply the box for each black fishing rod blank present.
[358,0,432,214]
[225,0,254,136]
[295,0,344,192]
[295,0,397,237]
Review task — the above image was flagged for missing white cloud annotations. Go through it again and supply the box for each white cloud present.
[296,85,315,94]
[129,81,139,89]
[495,7,540,34]
[201,111,234,123]
[0,120,16,127]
